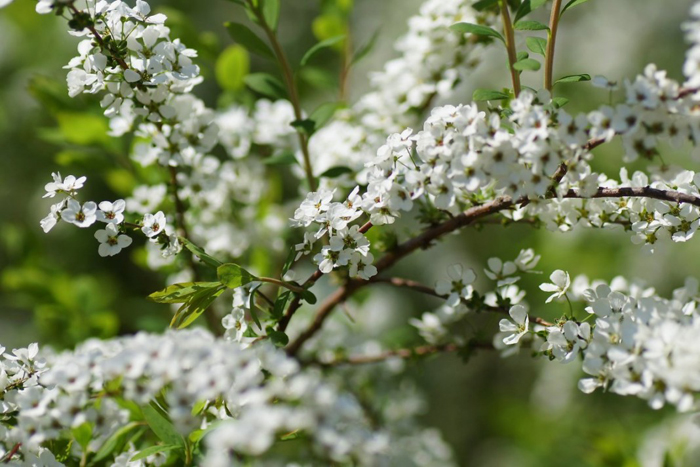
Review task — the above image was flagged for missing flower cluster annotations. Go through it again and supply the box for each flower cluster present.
[307,0,497,178]
[0,330,453,465]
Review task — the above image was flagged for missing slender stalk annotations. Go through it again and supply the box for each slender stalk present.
[247,1,317,191]
[258,277,305,294]
[544,0,563,92]
[500,1,521,97]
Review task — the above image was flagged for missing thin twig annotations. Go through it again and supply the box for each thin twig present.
[500,1,521,96]
[544,0,563,91]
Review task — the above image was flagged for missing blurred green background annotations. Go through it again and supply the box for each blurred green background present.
[1,0,699,465]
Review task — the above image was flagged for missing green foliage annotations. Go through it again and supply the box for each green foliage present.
[244,73,288,99]
[450,22,505,44]
[555,74,592,85]
[562,0,593,16]
[473,89,511,101]
[514,20,549,31]
[225,22,275,59]
[300,35,346,66]
[513,57,541,71]
[514,0,548,23]
[215,45,250,91]
[217,263,257,288]
[526,36,547,56]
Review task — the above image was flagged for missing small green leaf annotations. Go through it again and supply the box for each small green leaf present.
[514,20,549,31]
[310,102,343,129]
[450,22,504,44]
[552,97,570,108]
[473,0,499,11]
[267,329,289,347]
[93,422,143,463]
[224,22,275,59]
[263,151,298,166]
[516,51,529,61]
[514,0,548,23]
[473,89,510,101]
[301,290,317,305]
[526,36,547,56]
[320,166,354,179]
[271,290,292,320]
[554,73,591,85]
[72,423,92,451]
[218,263,257,289]
[248,302,263,329]
[513,58,541,71]
[170,286,225,329]
[300,35,346,67]
[290,119,316,136]
[148,282,222,304]
[215,45,249,91]
[261,0,280,30]
[130,445,182,462]
[142,403,185,448]
[244,73,287,99]
[180,238,222,268]
[562,0,592,15]
[350,29,379,66]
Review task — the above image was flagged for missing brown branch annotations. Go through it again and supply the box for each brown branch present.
[500,1,521,97]
[544,0,563,91]
[287,183,698,355]
[1,443,21,464]
[307,342,494,367]
[563,186,700,208]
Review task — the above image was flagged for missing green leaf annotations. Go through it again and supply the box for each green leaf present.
[300,35,346,66]
[516,51,529,61]
[310,102,342,129]
[301,290,317,305]
[170,286,225,329]
[263,151,298,166]
[473,89,511,101]
[142,403,185,448]
[552,97,570,108]
[513,58,541,71]
[514,0,548,23]
[350,29,379,66]
[92,423,143,463]
[267,328,289,347]
[248,301,263,329]
[271,290,292,320]
[261,0,280,30]
[215,45,249,91]
[180,238,222,268]
[72,423,92,451]
[224,22,275,59]
[514,20,549,31]
[56,112,110,146]
[320,166,353,179]
[526,36,547,56]
[130,445,182,462]
[290,119,316,136]
[554,73,591,85]
[562,0,592,15]
[244,73,287,99]
[218,263,257,289]
[312,14,346,42]
[473,0,499,11]
[450,22,504,44]
[148,282,222,304]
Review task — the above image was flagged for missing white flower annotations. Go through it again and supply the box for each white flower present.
[222,308,248,343]
[141,211,167,238]
[539,270,571,303]
[484,257,518,286]
[591,75,618,90]
[435,264,476,307]
[40,200,65,233]
[94,223,133,257]
[43,172,86,198]
[348,252,377,280]
[499,305,529,345]
[61,199,97,228]
[97,199,126,224]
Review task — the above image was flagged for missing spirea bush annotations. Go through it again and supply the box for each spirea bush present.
[3,0,700,464]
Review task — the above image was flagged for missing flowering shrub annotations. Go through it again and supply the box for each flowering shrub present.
[4,0,700,464]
